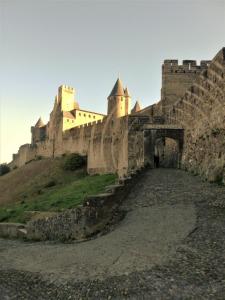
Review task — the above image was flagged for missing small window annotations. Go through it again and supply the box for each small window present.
[89,115,91,118]
[93,116,96,119]
[84,113,86,117]
[79,113,81,116]
[67,119,69,122]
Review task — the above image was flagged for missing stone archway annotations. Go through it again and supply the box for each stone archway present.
[143,125,184,169]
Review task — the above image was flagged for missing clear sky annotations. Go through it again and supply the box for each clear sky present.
[0,0,225,163]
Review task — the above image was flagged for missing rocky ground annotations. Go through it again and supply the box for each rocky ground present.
[0,169,225,299]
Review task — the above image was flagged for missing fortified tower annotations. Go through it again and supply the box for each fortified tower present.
[161,59,211,114]
[107,78,131,118]
[124,87,131,115]
[58,85,79,112]
[31,117,46,144]
[131,100,141,114]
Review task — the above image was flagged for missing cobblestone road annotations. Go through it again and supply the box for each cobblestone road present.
[0,169,225,299]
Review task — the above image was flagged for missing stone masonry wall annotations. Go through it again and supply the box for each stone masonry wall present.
[166,48,225,183]
[161,59,211,115]
[26,170,145,241]
[12,115,130,177]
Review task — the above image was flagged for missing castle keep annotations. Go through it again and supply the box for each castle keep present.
[11,48,225,182]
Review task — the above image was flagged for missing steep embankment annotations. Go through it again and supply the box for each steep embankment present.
[167,48,225,183]
[0,157,116,223]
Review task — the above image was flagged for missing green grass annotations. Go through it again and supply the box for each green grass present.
[0,172,116,224]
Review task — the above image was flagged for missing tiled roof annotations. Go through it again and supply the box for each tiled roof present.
[131,101,141,113]
[35,117,45,127]
[109,78,124,97]
[63,111,75,119]
[124,87,131,97]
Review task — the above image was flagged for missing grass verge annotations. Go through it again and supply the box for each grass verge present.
[0,172,116,223]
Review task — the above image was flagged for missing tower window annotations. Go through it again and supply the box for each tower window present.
[67,119,69,122]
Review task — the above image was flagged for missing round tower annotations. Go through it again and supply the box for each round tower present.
[124,87,131,115]
[107,78,128,118]
[131,100,141,114]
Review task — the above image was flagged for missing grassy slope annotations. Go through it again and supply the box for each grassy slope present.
[0,157,116,223]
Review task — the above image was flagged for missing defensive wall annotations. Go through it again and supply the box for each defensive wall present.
[161,59,211,115]
[10,48,225,183]
[166,48,225,182]
[11,116,132,178]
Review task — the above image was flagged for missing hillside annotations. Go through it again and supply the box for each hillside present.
[0,157,116,223]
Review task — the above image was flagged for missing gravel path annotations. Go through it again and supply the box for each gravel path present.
[0,169,225,299]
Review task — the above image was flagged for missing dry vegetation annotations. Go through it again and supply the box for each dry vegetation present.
[0,157,116,223]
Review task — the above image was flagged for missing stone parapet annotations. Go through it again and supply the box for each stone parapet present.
[163,59,211,73]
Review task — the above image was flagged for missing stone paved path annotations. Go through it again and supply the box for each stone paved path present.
[0,169,225,299]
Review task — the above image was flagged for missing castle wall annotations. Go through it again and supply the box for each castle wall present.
[135,101,163,121]
[31,126,47,144]
[10,144,36,168]
[28,117,129,177]
[161,59,211,114]
[87,117,129,176]
[166,48,225,182]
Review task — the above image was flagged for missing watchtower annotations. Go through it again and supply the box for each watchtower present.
[161,59,211,114]
[107,78,131,118]
[58,85,79,112]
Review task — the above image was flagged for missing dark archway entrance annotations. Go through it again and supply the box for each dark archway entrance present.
[144,125,184,169]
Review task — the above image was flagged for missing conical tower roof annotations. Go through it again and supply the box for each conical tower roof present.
[35,117,45,128]
[109,78,124,97]
[124,87,131,97]
[131,101,141,113]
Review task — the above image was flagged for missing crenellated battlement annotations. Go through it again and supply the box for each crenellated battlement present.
[63,118,107,139]
[163,59,211,73]
[58,85,75,92]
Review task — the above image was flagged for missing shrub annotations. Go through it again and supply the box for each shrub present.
[36,155,42,160]
[63,153,87,171]
[0,163,10,176]
[44,180,57,188]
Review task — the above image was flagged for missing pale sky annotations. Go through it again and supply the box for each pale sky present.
[0,0,225,163]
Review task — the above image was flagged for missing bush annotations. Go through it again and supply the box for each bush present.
[63,153,87,171]
[44,180,57,188]
[36,155,42,160]
[0,163,10,176]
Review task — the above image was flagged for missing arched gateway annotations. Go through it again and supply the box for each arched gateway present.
[143,124,184,168]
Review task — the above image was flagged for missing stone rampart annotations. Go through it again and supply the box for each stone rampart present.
[161,59,211,114]
[166,48,225,182]
[15,116,130,177]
